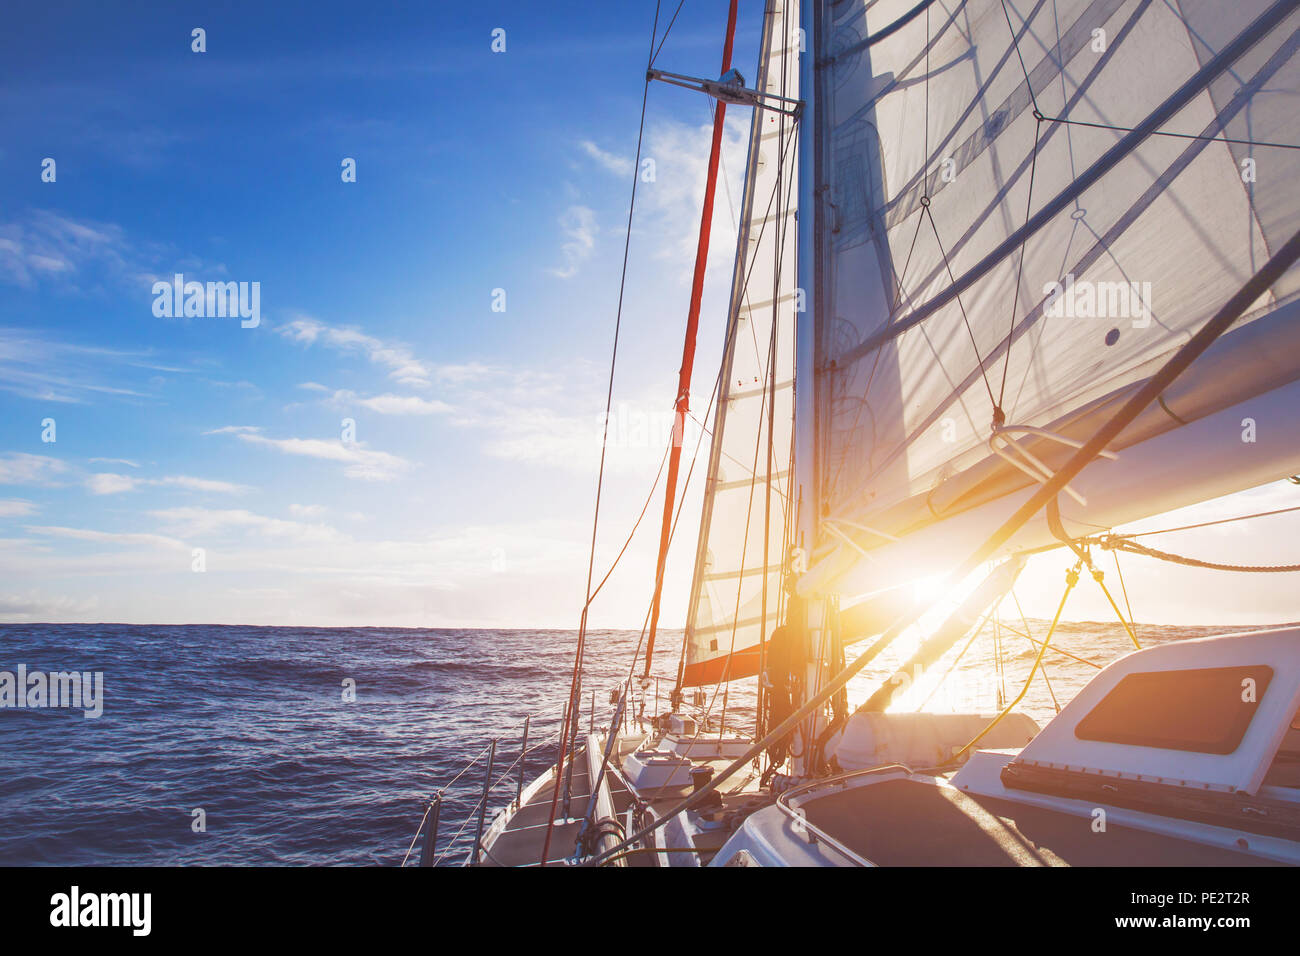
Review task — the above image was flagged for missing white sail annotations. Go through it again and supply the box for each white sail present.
[681,0,801,687]
[802,0,1300,594]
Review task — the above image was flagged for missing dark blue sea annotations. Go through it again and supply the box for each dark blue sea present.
[0,620,1282,865]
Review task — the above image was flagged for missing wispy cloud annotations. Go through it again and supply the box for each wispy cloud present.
[579,139,633,177]
[639,117,749,276]
[277,315,435,389]
[0,453,67,486]
[548,205,597,279]
[85,473,136,495]
[0,591,101,622]
[85,473,252,496]
[0,210,223,292]
[0,327,168,404]
[149,506,343,544]
[0,499,37,518]
[327,389,453,416]
[208,426,410,481]
[25,524,188,551]
[0,211,133,288]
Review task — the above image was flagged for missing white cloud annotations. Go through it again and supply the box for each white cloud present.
[0,499,37,517]
[579,140,633,177]
[0,591,101,622]
[158,476,249,494]
[431,366,690,474]
[149,507,343,544]
[0,329,162,403]
[329,389,453,416]
[0,514,600,627]
[0,212,129,287]
[0,210,225,293]
[25,524,188,550]
[0,327,180,404]
[640,116,750,277]
[277,315,434,388]
[431,363,493,384]
[85,473,250,495]
[213,429,411,482]
[548,205,597,279]
[86,473,138,495]
[0,453,67,486]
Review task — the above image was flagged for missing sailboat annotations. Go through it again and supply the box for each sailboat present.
[423,0,1300,866]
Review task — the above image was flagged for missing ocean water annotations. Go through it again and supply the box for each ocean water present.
[0,620,1283,866]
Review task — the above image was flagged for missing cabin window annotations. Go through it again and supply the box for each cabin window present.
[1075,666,1273,755]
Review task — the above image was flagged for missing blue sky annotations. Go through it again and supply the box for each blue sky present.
[2,0,1297,629]
[0,0,765,627]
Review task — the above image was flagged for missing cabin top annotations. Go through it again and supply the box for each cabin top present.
[1006,627,1300,795]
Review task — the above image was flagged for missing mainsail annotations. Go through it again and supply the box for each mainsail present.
[799,0,1300,600]
[681,0,802,687]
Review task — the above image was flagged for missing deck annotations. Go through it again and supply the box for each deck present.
[480,738,648,867]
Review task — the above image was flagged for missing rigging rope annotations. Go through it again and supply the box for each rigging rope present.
[541,0,665,866]
[1045,115,1300,151]
[923,203,997,410]
[585,440,671,609]
[916,2,997,413]
[1102,536,1300,573]
[1122,503,1300,539]
[650,0,687,68]
[582,351,729,833]
[1010,591,1060,712]
[949,558,1081,765]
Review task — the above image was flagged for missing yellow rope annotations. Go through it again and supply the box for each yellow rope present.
[1088,565,1142,649]
[948,559,1081,765]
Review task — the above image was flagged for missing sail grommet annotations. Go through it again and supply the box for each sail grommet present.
[919,195,931,208]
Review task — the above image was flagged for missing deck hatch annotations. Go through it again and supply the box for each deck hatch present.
[1075,665,1273,755]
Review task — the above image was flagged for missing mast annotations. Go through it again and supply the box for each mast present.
[793,0,819,567]
[643,0,740,681]
[790,0,823,775]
